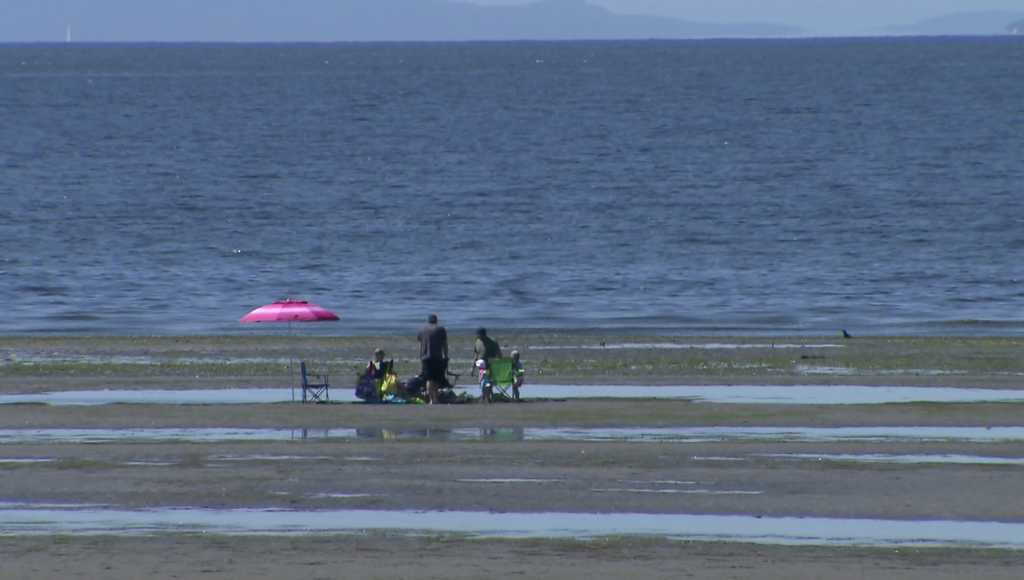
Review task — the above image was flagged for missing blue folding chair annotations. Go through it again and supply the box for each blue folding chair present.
[300,361,330,403]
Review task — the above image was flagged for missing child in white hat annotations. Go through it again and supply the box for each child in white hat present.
[476,358,493,403]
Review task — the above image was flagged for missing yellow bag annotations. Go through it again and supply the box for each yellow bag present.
[379,372,399,397]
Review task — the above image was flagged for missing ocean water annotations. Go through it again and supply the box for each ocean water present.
[2,38,1023,337]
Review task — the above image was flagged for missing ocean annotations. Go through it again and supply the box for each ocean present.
[2,37,1023,337]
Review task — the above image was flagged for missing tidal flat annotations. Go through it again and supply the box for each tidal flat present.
[1,335,1023,579]
[3,334,1023,388]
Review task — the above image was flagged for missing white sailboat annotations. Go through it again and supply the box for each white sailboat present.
[66,26,71,42]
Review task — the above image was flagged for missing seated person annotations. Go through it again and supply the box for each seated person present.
[403,374,426,399]
[365,348,388,378]
[511,349,524,402]
[362,348,409,400]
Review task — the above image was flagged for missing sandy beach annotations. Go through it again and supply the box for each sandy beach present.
[2,335,1023,579]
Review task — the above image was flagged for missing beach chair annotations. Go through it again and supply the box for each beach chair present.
[300,361,330,403]
[441,363,464,401]
[445,363,461,391]
[429,362,465,404]
[399,361,466,403]
[484,357,515,402]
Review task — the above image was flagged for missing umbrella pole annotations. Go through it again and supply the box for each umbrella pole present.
[289,320,295,402]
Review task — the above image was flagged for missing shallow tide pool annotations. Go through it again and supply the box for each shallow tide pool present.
[0,504,1022,548]
[3,426,1024,444]
[3,385,1023,405]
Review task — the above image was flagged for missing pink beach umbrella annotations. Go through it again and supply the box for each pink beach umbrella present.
[239,298,340,325]
[239,299,339,400]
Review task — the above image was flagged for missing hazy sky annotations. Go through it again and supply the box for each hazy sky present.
[469,0,1024,36]
[3,0,1023,42]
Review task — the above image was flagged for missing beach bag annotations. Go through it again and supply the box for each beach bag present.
[355,373,377,401]
[379,372,399,397]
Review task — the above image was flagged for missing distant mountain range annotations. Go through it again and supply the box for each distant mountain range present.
[879,11,1024,36]
[293,0,804,41]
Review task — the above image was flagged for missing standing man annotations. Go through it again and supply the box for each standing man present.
[472,327,502,369]
[417,314,448,405]
[472,327,502,402]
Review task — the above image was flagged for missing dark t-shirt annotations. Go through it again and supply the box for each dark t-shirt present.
[418,323,447,361]
[475,336,502,361]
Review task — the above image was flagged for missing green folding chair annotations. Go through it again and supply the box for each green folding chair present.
[484,357,515,402]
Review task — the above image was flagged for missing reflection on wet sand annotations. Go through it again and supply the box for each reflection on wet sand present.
[760,453,1024,466]
[355,427,525,441]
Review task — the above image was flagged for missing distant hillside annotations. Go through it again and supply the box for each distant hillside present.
[451,0,802,41]
[879,11,1024,36]
[0,0,801,42]
[267,0,803,41]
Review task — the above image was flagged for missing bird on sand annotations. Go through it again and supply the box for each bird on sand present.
[842,329,852,339]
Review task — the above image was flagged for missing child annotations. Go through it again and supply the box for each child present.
[511,350,524,402]
[477,358,493,403]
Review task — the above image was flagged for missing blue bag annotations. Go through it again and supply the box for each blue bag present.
[355,373,377,401]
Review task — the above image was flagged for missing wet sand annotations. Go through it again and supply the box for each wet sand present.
[3,535,1024,580]
[2,336,1024,578]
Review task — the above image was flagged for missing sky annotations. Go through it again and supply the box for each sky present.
[2,0,1023,42]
